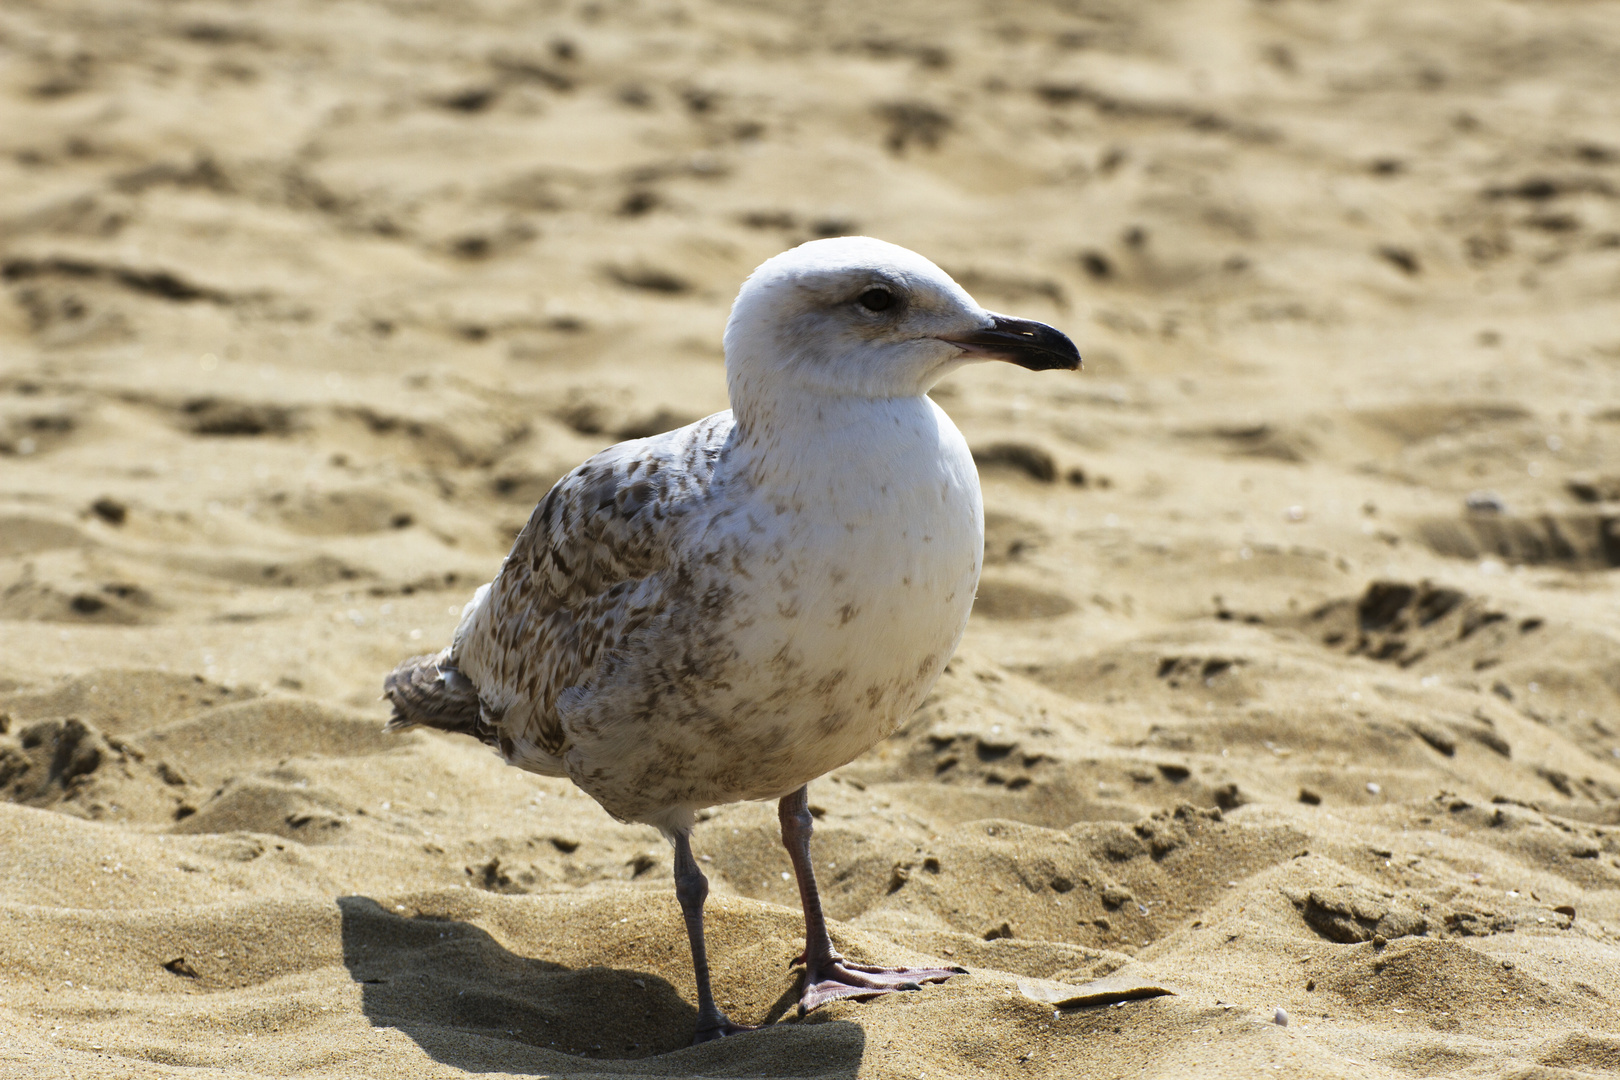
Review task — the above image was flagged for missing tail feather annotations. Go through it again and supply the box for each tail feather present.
[383,650,482,737]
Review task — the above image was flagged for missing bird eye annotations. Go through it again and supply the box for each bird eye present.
[857,287,894,312]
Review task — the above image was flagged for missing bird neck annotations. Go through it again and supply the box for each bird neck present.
[727,389,952,494]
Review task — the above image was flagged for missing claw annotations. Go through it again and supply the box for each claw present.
[692,1018,757,1045]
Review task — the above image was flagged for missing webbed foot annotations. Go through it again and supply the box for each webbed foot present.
[796,955,965,1014]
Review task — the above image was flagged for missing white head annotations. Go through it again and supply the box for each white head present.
[723,237,1079,421]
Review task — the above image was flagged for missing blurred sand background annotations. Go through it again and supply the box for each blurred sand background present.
[3,0,1620,1076]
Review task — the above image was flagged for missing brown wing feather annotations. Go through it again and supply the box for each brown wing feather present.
[454,414,730,758]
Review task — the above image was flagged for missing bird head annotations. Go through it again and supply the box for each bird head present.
[723,236,1080,409]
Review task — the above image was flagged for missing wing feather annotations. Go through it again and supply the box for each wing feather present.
[453,412,731,760]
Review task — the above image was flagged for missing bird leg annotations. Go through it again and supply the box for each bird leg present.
[778,786,963,1015]
[673,831,754,1043]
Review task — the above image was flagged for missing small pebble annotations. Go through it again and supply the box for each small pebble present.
[1366,782,1382,795]
[1274,1007,1289,1027]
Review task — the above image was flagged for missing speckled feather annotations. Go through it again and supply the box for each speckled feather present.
[383,412,728,760]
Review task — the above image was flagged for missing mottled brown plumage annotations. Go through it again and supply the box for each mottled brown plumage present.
[385,411,730,786]
[381,649,484,742]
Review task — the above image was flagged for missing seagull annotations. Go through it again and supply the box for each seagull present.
[384,236,1080,1042]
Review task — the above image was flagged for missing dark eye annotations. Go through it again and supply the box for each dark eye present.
[857,287,894,312]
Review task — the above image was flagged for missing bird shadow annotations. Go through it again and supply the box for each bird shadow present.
[338,896,865,1076]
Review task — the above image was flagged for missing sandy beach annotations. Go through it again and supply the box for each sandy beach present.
[2,0,1620,1075]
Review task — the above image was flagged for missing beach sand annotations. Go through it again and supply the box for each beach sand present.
[2,0,1620,1075]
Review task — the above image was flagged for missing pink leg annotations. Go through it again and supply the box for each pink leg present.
[673,831,755,1043]
[778,787,964,1014]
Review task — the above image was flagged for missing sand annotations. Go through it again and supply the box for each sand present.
[2,0,1620,1076]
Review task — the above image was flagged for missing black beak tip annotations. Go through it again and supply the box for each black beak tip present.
[1013,355,1079,372]
[986,313,1082,373]
[1011,337,1081,373]
[941,313,1082,372]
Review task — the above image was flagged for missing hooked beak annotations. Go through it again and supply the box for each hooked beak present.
[938,313,1082,372]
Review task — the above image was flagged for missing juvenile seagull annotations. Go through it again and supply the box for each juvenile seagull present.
[384,236,1080,1042]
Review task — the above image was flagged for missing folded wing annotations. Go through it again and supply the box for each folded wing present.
[385,413,732,768]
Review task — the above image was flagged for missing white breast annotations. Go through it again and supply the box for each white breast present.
[710,396,983,781]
